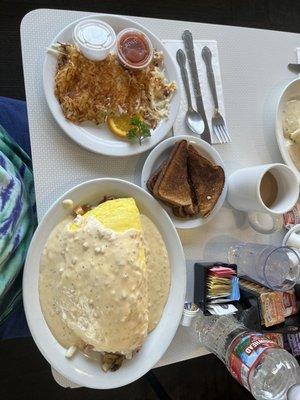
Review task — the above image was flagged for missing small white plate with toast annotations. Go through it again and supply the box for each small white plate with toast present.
[141,135,227,229]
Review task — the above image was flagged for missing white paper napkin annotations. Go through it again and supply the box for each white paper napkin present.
[163,40,227,144]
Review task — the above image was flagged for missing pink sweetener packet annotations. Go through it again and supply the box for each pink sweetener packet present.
[209,266,236,277]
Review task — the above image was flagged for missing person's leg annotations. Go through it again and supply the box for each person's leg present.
[0,96,31,157]
[0,303,30,339]
[0,96,32,339]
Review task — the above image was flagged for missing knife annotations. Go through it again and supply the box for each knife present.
[288,63,300,73]
[182,30,212,144]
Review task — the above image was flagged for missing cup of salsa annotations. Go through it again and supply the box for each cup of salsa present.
[116,28,154,70]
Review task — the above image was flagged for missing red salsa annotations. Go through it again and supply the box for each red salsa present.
[117,29,153,69]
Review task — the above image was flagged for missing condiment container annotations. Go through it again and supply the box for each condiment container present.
[73,19,116,61]
[116,28,153,70]
[181,303,199,327]
[283,224,300,249]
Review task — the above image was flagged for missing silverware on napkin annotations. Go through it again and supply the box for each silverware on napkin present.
[176,49,205,136]
[182,30,211,144]
[202,46,232,143]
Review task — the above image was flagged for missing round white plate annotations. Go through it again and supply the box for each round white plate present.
[23,178,186,389]
[275,77,300,182]
[141,135,227,229]
[43,14,180,157]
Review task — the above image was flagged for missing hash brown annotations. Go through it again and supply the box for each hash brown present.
[55,44,176,129]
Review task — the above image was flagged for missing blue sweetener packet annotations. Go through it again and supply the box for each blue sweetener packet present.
[230,277,240,301]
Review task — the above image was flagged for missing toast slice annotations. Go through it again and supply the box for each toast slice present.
[152,140,193,207]
[172,204,199,218]
[147,161,167,194]
[187,144,225,217]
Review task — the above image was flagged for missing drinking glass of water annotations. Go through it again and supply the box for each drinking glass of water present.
[228,243,299,291]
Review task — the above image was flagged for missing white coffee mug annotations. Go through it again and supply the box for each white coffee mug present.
[227,163,299,234]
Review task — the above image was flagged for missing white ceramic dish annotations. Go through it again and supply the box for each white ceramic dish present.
[23,178,186,389]
[282,224,300,246]
[43,14,180,157]
[141,135,227,229]
[275,77,300,182]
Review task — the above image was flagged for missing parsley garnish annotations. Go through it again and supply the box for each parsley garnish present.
[127,116,151,145]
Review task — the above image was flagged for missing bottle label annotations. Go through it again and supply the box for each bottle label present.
[283,203,300,229]
[228,333,280,391]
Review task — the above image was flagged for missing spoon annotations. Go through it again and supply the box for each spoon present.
[176,49,204,135]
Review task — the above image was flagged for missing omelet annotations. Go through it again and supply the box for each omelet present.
[40,198,148,354]
[70,197,142,232]
[39,197,171,369]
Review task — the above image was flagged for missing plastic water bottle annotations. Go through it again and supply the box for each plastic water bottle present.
[193,314,300,400]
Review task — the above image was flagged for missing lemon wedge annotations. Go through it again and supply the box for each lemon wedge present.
[107,115,133,138]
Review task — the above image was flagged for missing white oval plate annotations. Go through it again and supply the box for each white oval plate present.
[141,135,227,229]
[275,77,300,182]
[23,178,186,389]
[43,14,180,157]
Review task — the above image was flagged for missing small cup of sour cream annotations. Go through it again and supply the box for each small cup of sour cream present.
[73,19,116,61]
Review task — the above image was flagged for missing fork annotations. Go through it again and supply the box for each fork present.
[201,46,232,143]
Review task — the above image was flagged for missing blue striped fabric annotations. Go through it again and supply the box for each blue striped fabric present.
[0,124,36,326]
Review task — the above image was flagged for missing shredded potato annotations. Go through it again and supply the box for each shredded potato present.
[54,44,176,128]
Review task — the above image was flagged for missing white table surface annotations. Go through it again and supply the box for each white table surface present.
[21,8,300,369]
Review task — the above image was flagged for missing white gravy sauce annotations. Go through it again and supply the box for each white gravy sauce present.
[283,99,300,170]
[39,213,170,355]
[140,215,170,332]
